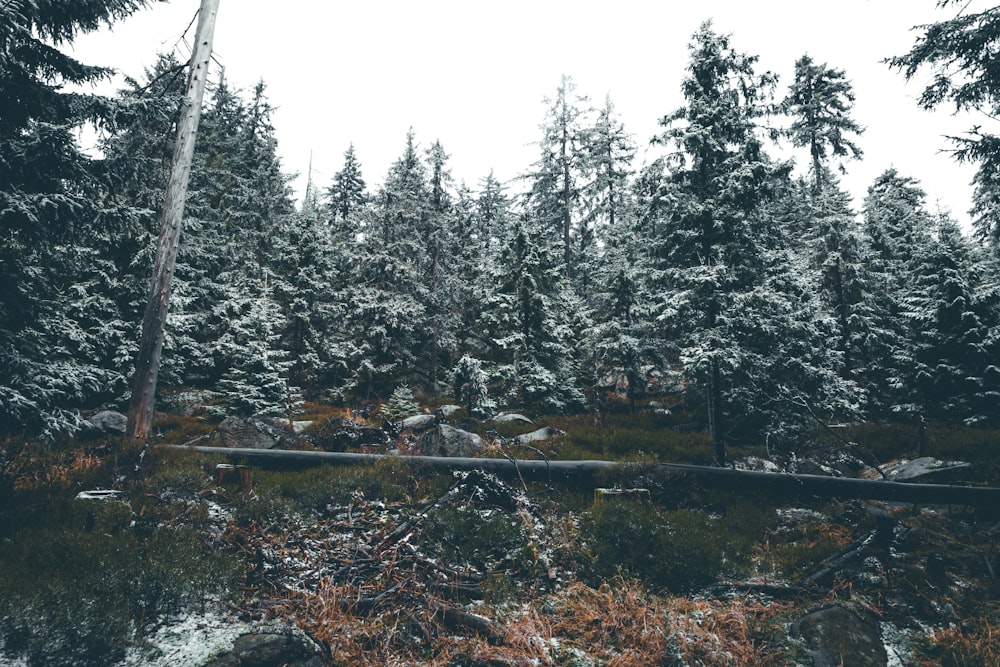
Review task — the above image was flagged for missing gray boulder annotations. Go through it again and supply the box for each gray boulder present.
[513,426,565,446]
[491,412,534,424]
[436,404,463,417]
[791,605,886,667]
[86,410,128,436]
[420,424,482,457]
[885,456,972,483]
[217,416,291,449]
[203,629,323,667]
[400,413,438,432]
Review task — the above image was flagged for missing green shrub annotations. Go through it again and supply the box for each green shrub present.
[0,523,240,666]
[580,500,729,593]
[421,504,530,572]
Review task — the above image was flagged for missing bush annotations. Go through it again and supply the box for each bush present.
[580,499,724,592]
[0,522,240,666]
[422,504,530,572]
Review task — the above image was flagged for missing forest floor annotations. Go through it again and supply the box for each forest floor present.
[1,406,999,665]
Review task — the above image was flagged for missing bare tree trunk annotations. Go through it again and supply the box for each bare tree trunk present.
[126,0,220,440]
[165,444,1000,508]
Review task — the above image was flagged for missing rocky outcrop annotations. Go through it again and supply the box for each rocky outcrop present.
[84,410,128,436]
[420,424,482,457]
[400,413,437,432]
[512,426,565,446]
[885,456,972,484]
[791,605,887,667]
[203,629,324,667]
[217,416,292,449]
[491,413,534,424]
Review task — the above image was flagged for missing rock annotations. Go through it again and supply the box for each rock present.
[491,413,534,424]
[203,629,324,667]
[420,424,482,457]
[400,413,437,432]
[314,418,389,451]
[789,458,841,477]
[885,456,972,484]
[85,410,127,436]
[512,426,565,446]
[791,605,887,667]
[435,404,463,417]
[159,389,217,417]
[733,456,782,473]
[217,416,291,449]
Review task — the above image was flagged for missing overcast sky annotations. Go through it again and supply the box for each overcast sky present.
[72,0,987,226]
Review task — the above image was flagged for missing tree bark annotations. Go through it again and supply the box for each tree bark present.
[164,444,1000,507]
[126,0,220,440]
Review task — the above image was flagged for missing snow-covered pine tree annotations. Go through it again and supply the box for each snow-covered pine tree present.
[382,384,420,422]
[897,214,1000,426]
[861,168,936,415]
[526,76,595,282]
[326,143,368,242]
[0,0,154,436]
[783,55,865,193]
[213,274,293,417]
[890,1,1000,246]
[451,355,495,419]
[478,219,586,413]
[337,131,431,400]
[649,22,857,461]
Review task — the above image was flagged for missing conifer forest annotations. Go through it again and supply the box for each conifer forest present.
[5,2,1000,666]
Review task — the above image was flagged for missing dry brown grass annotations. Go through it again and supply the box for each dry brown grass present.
[545,580,793,667]
[549,580,670,665]
[916,617,1000,667]
[272,579,554,666]
[5,445,102,491]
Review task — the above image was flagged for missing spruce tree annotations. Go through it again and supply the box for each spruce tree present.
[783,55,865,192]
[898,215,1000,425]
[890,1,1000,244]
[0,0,153,436]
[527,75,594,280]
[326,143,368,241]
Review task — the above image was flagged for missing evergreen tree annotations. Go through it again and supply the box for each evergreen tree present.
[650,23,855,462]
[527,75,594,279]
[0,0,153,436]
[861,168,937,414]
[451,355,495,418]
[326,143,368,241]
[783,55,864,191]
[479,219,585,413]
[897,214,1000,425]
[890,1,1000,243]
[383,384,419,422]
[423,139,460,393]
[337,131,431,399]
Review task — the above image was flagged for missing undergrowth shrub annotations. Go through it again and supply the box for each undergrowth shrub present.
[0,521,239,666]
[421,504,530,572]
[580,495,771,593]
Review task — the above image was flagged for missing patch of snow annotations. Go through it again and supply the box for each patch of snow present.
[881,621,914,667]
[116,608,253,667]
[76,489,123,501]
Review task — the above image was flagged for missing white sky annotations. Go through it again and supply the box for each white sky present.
[72,0,989,226]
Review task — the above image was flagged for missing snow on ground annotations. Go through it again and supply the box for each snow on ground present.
[116,608,254,667]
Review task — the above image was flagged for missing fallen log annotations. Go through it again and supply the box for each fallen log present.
[162,445,1000,508]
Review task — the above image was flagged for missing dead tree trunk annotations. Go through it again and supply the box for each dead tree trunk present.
[126,0,220,440]
[163,445,1000,508]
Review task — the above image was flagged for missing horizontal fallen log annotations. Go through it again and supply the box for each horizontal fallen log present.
[162,445,1000,507]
